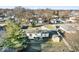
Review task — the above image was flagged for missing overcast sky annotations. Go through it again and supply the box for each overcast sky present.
[0,0,79,10]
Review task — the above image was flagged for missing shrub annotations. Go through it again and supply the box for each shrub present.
[2,20,28,50]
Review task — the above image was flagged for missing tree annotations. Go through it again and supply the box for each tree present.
[13,6,26,19]
[2,20,28,50]
[31,21,36,27]
[14,6,26,13]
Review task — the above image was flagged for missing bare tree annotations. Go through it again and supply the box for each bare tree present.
[13,6,26,18]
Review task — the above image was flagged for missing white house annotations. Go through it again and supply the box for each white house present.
[26,29,49,39]
[38,18,43,24]
[50,19,57,24]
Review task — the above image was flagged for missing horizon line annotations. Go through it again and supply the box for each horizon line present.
[0,6,79,10]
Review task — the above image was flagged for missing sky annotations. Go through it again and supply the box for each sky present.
[0,0,79,10]
[0,6,79,10]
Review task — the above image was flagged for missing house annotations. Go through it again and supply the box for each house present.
[29,17,43,26]
[38,18,43,24]
[57,18,65,23]
[49,18,65,24]
[26,29,49,40]
[0,15,6,23]
[29,19,33,23]
[49,19,57,24]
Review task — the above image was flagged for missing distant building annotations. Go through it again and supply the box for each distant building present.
[0,15,6,23]
[49,18,65,24]
[50,19,57,24]
[37,18,43,24]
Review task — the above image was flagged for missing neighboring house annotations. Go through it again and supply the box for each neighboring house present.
[33,14,38,17]
[49,19,57,24]
[29,18,43,26]
[57,18,65,23]
[0,15,6,23]
[37,18,43,25]
[29,19,33,23]
[25,28,61,41]
[26,30,49,40]
[11,15,15,19]
[49,18,65,24]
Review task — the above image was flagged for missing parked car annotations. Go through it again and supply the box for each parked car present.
[21,24,28,29]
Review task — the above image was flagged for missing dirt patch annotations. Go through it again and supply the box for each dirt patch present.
[41,39,70,52]
[65,31,79,51]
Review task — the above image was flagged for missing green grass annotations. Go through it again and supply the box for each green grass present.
[46,25,56,30]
